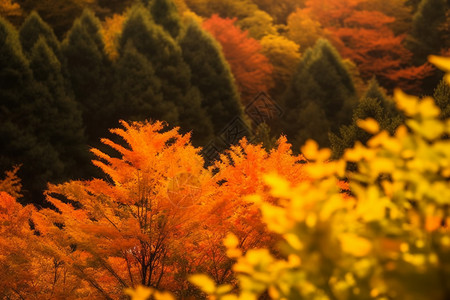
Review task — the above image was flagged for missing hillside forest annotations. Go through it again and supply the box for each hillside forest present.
[0,0,450,299]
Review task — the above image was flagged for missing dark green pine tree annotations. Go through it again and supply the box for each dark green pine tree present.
[119,5,213,145]
[112,41,178,126]
[329,78,404,158]
[0,17,62,204]
[147,0,182,38]
[62,9,113,146]
[433,79,450,120]
[281,39,356,149]
[19,11,61,59]
[29,37,89,179]
[407,0,447,64]
[179,18,244,136]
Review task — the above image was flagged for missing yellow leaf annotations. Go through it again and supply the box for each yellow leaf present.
[154,291,175,300]
[189,274,216,294]
[429,55,450,72]
[394,89,419,116]
[224,233,239,249]
[283,233,303,250]
[339,233,372,257]
[124,286,153,300]
[356,118,379,134]
[263,174,291,198]
[301,140,319,160]
[419,97,441,118]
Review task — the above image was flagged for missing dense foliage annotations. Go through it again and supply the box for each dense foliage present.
[0,1,450,299]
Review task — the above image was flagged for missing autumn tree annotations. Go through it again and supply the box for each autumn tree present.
[0,167,21,198]
[189,137,307,285]
[260,34,301,97]
[184,0,258,19]
[237,9,277,39]
[329,78,403,158]
[282,39,356,149]
[37,120,213,297]
[101,12,126,60]
[63,9,113,146]
[119,5,213,145]
[286,8,328,50]
[179,17,244,136]
[202,14,273,104]
[252,0,306,24]
[0,173,89,299]
[358,0,413,35]
[303,0,433,91]
[0,0,22,25]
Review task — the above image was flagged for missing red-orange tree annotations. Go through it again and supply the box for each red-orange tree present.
[0,169,88,299]
[37,120,213,298]
[202,14,273,104]
[188,136,308,286]
[302,0,433,91]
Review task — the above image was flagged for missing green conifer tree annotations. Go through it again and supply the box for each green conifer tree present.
[407,0,447,64]
[0,17,62,204]
[282,39,356,149]
[119,5,213,145]
[148,0,182,38]
[330,79,403,158]
[433,79,450,120]
[179,18,244,136]
[112,41,178,125]
[19,11,61,59]
[29,37,89,179]
[62,9,112,145]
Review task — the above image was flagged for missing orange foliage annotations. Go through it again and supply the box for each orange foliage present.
[101,13,126,61]
[0,192,86,299]
[0,119,353,297]
[0,0,22,17]
[37,120,213,297]
[0,166,22,199]
[202,14,273,104]
[189,137,308,284]
[303,0,433,90]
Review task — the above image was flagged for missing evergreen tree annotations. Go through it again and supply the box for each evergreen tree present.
[148,0,182,38]
[29,37,89,179]
[62,9,112,145]
[330,79,403,158]
[0,17,62,204]
[19,0,99,39]
[433,79,450,120]
[281,39,356,149]
[407,0,447,64]
[112,41,178,126]
[19,11,61,59]
[119,5,213,145]
[179,18,244,136]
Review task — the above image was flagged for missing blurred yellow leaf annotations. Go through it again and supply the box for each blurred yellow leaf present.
[339,233,372,257]
[301,140,319,160]
[356,118,380,134]
[124,286,152,300]
[189,274,216,294]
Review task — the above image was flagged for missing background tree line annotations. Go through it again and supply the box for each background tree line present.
[1,0,449,205]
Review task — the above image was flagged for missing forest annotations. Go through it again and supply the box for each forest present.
[0,0,449,299]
